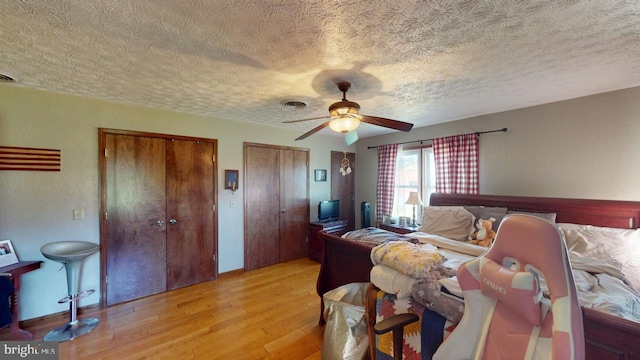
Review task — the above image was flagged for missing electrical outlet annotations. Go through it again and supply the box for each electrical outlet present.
[73,208,84,220]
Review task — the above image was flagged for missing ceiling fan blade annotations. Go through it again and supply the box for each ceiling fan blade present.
[359,114,414,132]
[283,115,332,123]
[295,121,331,140]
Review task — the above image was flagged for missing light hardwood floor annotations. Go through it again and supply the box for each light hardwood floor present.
[1,258,325,359]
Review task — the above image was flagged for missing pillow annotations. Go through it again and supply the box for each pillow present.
[506,210,557,223]
[558,223,640,267]
[479,257,542,326]
[418,206,475,241]
[558,223,640,294]
[464,206,507,232]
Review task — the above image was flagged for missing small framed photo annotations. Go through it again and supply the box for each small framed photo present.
[224,170,239,191]
[399,216,412,227]
[314,169,327,182]
[0,240,19,268]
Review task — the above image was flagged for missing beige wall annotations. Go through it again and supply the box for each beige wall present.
[3,83,639,320]
[355,86,640,226]
[0,84,352,320]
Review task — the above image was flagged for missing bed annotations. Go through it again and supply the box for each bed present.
[316,193,640,359]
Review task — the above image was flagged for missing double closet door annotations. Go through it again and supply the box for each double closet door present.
[100,129,217,306]
[244,143,309,271]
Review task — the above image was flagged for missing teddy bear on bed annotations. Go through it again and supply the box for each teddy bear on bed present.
[468,218,496,247]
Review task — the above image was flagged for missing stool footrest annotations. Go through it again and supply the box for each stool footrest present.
[57,289,95,304]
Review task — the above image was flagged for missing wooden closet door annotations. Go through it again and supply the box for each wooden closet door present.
[331,151,356,231]
[166,139,216,290]
[105,134,167,306]
[279,148,309,262]
[244,145,280,270]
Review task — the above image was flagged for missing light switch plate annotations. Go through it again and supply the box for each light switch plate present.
[73,208,84,220]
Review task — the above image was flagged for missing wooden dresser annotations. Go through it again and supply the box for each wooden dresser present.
[308,220,349,261]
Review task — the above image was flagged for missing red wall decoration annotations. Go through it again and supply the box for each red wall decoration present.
[0,146,61,171]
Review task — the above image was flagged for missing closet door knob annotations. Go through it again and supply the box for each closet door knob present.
[156,220,165,227]
[169,219,179,224]
[281,209,286,213]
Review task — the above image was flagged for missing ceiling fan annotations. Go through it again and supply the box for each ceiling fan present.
[283,82,414,145]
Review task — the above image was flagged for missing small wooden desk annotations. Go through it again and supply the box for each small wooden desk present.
[0,260,42,340]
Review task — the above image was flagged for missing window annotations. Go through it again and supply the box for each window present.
[422,147,436,202]
[392,148,419,219]
[392,146,435,223]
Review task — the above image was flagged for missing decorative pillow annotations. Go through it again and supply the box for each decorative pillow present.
[558,223,640,293]
[464,206,507,232]
[417,206,475,241]
[506,210,557,223]
[479,257,542,326]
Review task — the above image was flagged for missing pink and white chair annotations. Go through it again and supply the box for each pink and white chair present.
[434,214,584,360]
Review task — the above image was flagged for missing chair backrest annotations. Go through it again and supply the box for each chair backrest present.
[434,214,584,360]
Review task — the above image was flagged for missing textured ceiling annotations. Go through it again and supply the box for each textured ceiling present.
[2,1,640,139]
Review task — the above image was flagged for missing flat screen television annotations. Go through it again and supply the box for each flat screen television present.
[318,200,339,222]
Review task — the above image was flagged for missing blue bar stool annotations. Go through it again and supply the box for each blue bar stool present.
[40,241,100,342]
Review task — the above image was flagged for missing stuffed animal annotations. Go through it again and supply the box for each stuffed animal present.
[468,218,496,247]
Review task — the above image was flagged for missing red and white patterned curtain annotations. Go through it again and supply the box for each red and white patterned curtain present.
[376,144,399,226]
[434,133,479,194]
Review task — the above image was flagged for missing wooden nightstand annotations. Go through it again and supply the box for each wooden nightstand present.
[308,220,349,261]
[379,223,419,234]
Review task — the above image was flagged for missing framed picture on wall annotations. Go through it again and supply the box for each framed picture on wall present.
[224,170,239,191]
[314,169,327,182]
[0,240,19,268]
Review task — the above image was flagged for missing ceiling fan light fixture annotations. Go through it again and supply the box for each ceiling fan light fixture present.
[283,81,413,143]
[329,103,360,116]
[329,116,360,133]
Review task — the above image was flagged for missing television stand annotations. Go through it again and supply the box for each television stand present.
[308,219,348,262]
[319,218,338,224]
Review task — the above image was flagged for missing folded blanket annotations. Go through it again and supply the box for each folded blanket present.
[411,266,464,323]
[371,241,446,279]
[344,227,417,246]
[370,264,417,298]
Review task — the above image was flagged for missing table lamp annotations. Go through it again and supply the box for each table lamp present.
[405,191,423,227]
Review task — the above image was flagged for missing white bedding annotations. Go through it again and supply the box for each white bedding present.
[370,264,415,298]
[369,231,640,322]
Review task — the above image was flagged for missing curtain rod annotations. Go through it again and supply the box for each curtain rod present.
[367,127,508,149]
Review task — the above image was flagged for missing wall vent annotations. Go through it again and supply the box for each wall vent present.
[282,100,308,109]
